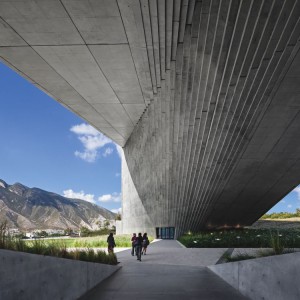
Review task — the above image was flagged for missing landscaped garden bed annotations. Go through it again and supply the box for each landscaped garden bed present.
[0,222,118,265]
[178,228,300,248]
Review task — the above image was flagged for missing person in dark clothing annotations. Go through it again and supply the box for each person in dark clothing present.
[107,232,116,254]
[135,232,143,261]
[131,233,137,256]
[142,233,150,255]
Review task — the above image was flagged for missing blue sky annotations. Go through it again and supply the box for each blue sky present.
[0,62,121,213]
[0,61,299,215]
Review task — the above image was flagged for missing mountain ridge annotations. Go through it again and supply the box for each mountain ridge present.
[0,179,116,231]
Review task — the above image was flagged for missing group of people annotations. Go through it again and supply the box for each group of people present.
[106,232,150,262]
[131,232,149,261]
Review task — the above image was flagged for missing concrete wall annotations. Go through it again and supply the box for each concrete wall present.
[208,252,300,300]
[120,1,300,237]
[0,249,120,300]
[118,150,155,237]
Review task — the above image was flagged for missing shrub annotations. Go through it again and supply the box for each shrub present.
[261,211,300,219]
[269,231,285,255]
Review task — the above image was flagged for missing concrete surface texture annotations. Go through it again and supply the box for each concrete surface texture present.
[0,249,120,300]
[80,240,249,300]
[209,251,300,300]
[119,0,300,236]
[1,1,300,235]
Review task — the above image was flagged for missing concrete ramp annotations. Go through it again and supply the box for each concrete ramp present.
[81,240,248,300]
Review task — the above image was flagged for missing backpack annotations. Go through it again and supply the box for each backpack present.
[142,238,149,246]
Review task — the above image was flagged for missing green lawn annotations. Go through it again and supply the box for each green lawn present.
[26,234,153,248]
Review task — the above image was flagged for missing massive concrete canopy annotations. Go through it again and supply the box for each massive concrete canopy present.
[1,0,300,237]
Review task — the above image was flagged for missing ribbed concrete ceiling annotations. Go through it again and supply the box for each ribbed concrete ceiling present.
[120,0,300,233]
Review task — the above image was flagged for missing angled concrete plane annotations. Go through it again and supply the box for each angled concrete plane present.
[1,0,300,238]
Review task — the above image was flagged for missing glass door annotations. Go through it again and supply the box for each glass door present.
[156,227,175,239]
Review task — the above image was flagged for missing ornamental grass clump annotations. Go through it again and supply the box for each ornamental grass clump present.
[269,230,285,255]
[0,221,118,265]
[67,249,118,265]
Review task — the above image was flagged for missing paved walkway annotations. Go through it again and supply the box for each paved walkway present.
[80,240,249,300]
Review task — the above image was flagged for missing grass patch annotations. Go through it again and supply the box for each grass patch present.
[38,234,154,248]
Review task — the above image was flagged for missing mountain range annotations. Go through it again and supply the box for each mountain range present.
[0,179,116,231]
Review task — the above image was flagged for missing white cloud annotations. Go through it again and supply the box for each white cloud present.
[115,173,121,177]
[103,147,113,157]
[70,123,112,162]
[63,189,96,204]
[74,150,97,163]
[280,200,286,204]
[111,207,122,214]
[70,123,100,136]
[288,204,292,208]
[98,192,121,203]
[78,134,111,151]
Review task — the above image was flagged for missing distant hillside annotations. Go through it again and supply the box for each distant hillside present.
[0,179,116,231]
[260,210,300,219]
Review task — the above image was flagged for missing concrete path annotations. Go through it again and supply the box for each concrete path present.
[80,240,249,300]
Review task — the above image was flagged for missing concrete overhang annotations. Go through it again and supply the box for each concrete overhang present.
[1,0,300,234]
[0,0,152,146]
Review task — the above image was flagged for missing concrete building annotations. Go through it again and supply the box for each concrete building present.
[1,0,300,238]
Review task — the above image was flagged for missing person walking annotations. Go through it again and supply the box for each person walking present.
[135,232,143,261]
[141,233,149,255]
[107,232,116,254]
[131,233,137,256]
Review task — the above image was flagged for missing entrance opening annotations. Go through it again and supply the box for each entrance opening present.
[156,227,175,239]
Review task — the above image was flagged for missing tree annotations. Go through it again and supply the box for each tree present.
[64,228,73,236]
[104,220,110,229]
[80,226,90,237]
[115,213,122,221]
[40,230,48,237]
